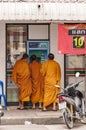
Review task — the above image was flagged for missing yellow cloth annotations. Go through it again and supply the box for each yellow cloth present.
[40,60,61,107]
[29,61,44,104]
[12,59,32,102]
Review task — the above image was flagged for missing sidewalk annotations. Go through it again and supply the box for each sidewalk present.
[0,106,63,125]
[0,125,49,130]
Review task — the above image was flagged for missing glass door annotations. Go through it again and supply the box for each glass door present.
[6,24,27,105]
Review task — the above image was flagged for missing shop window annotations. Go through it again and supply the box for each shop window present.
[65,54,86,92]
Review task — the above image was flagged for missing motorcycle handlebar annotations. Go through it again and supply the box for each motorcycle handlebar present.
[65,80,83,91]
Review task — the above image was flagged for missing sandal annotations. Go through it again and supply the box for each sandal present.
[42,109,47,111]
[20,107,26,110]
[52,109,57,111]
[17,107,21,110]
[17,107,27,110]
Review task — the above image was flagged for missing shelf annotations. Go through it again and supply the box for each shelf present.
[29,48,48,50]
[7,86,18,89]
[7,41,27,42]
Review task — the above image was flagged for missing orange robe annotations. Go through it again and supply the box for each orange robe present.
[12,59,32,102]
[29,61,44,104]
[40,60,61,107]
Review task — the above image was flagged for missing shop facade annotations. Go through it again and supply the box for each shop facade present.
[0,1,86,106]
[0,21,64,105]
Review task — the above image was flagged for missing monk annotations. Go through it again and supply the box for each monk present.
[40,53,61,111]
[12,53,32,110]
[29,55,44,109]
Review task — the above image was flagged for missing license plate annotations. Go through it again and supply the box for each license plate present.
[58,101,66,110]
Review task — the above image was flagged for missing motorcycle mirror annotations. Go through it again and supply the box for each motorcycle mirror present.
[75,72,80,77]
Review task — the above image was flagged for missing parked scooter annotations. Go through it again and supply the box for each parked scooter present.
[0,106,4,118]
[56,72,86,129]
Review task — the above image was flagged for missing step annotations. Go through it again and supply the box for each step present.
[0,107,63,125]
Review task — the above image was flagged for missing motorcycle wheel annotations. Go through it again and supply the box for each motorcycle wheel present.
[63,107,73,129]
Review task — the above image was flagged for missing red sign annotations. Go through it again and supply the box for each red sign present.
[58,24,86,54]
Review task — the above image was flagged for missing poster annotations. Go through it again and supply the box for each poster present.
[58,24,86,54]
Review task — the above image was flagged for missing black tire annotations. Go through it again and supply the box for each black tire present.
[63,107,73,129]
[0,111,4,117]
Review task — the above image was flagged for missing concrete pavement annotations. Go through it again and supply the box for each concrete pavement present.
[0,106,86,130]
[0,106,63,125]
[0,124,86,130]
[0,125,49,130]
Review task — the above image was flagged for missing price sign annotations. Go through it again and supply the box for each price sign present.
[58,24,86,54]
[73,36,85,48]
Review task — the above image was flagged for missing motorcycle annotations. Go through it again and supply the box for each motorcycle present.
[0,105,4,118]
[56,72,86,129]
